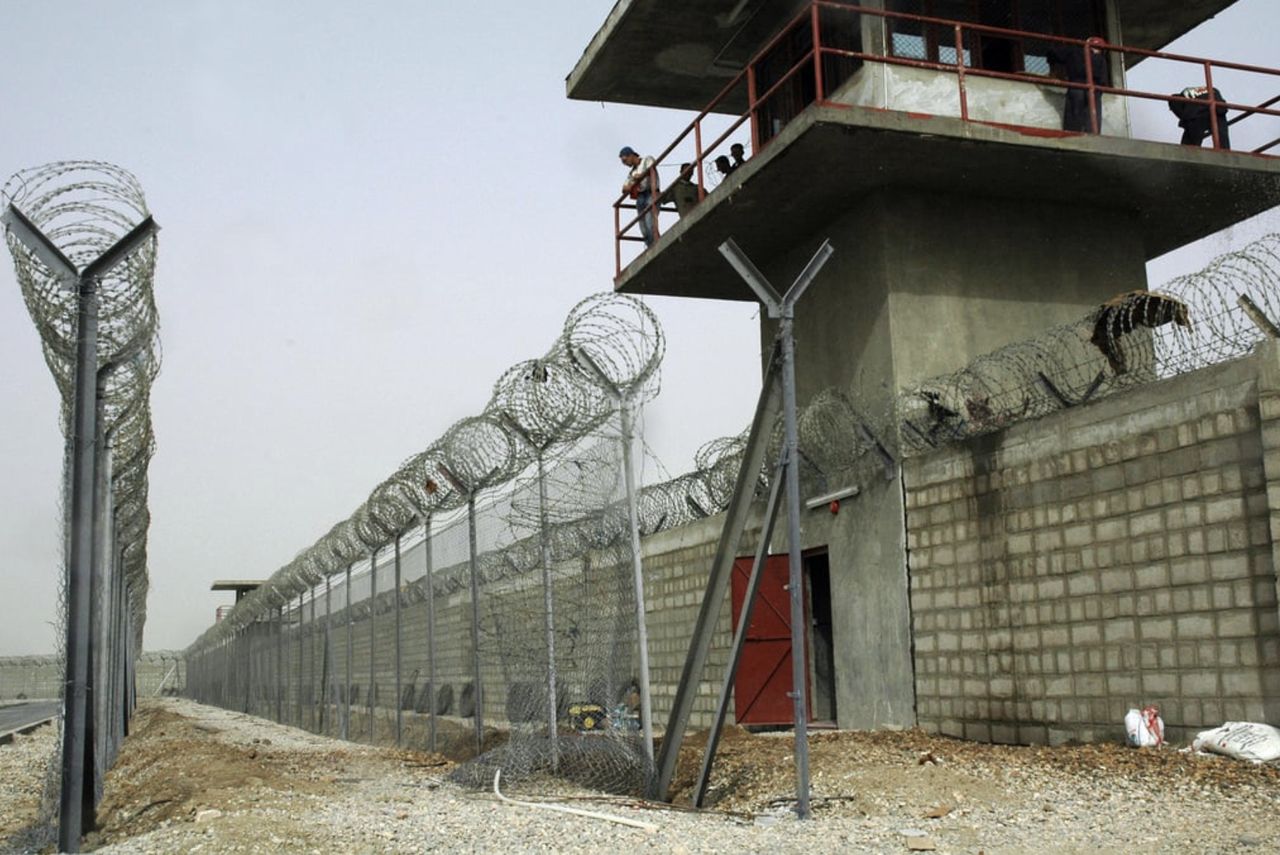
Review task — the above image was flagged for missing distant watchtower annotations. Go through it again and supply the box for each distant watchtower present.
[568,1,1280,730]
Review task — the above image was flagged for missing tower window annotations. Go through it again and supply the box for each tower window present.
[886,0,1106,74]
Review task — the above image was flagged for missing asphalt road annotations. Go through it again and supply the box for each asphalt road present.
[0,700,60,734]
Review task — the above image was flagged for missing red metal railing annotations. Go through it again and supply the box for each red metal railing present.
[613,0,1280,276]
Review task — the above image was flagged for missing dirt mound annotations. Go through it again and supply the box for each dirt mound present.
[85,703,452,850]
[667,726,1280,814]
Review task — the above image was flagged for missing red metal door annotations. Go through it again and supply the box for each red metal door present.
[731,555,810,726]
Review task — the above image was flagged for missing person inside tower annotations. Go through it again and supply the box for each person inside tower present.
[1047,36,1110,134]
[730,142,748,169]
[1169,86,1232,149]
[714,155,737,182]
[619,146,658,246]
[660,162,701,217]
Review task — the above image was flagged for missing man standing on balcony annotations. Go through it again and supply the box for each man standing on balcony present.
[1048,37,1110,134]
[619,146,658,247]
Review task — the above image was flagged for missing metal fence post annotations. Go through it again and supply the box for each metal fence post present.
[309,587,317,730]
[323,574,332,735]
[295,594,303,727]
[569,350,655,764]
[423,516,437,753]
[344,563,352,741]
[620,398,655,763]
[394,534,403,747]
[57,258,98,851]
[275,604,283,723]
[536,451,559,769]
[2,203,157,853]
[715,237,832,819]
[369,547,378,743]
[466,494,484,754]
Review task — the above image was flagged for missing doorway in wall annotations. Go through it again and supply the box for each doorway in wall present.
[729,547,838,726]
[805,549,837,725]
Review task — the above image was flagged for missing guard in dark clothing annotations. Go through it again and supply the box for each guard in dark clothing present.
[1169,86,1231,149]
[1047,37,1110,134]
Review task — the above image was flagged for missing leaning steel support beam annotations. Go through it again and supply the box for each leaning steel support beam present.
[654,238,832,818]
[653,345,783,800]
[693,444,789,807]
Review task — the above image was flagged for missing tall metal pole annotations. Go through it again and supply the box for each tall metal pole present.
[620,398,655,763]
[224,632,234,710]
[58,271,99,852]
[108,540,123,754]
[309,587,317,730]
[83,425,112,826]
[714,237,831,819]
[423,516,437,753]
[295,593,304,727]
[323,574,332,735]
[3,205,158,852]
[242,626,251,714]
[393,534,403,747]
[275,604,283,723]
[568,349,655,765]
[466,494,485,753]
[536,451,559,770]
[369,547,378,743]
[344,564,352,741]
[780,295,811,819]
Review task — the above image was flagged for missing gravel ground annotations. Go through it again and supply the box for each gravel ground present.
[0,721,57,852]
[2,699,1278,853]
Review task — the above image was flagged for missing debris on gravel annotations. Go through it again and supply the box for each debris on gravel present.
[3,699,1278,853]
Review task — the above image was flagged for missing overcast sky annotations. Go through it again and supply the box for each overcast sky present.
[1,1,1276,656]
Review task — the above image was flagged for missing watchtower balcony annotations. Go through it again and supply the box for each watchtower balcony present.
[590,1,1280,300]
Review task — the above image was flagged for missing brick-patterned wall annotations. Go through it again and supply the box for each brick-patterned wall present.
[905,352,1280,744]
[202,514,734,739]
[639,515,737,731]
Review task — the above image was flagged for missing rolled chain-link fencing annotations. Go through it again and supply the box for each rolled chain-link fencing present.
[184,232,1280,798]
[3,161,160,850]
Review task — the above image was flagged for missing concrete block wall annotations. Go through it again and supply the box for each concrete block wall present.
[239,542,662,738]
[905,350,1280,744]
[216,511,737,739]
[638,514,737,731]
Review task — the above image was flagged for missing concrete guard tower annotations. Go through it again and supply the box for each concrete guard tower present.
[568,1,1280,731]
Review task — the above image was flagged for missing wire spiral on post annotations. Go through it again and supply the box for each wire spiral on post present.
[4,160,160,649]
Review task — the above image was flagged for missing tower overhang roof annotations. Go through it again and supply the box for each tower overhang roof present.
[613,105,1280,301]
[567,1,1240,111]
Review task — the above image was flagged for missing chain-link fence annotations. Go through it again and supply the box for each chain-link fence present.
[185,293,668,796]
[3,161,160,852]
[183,230,1279,804]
